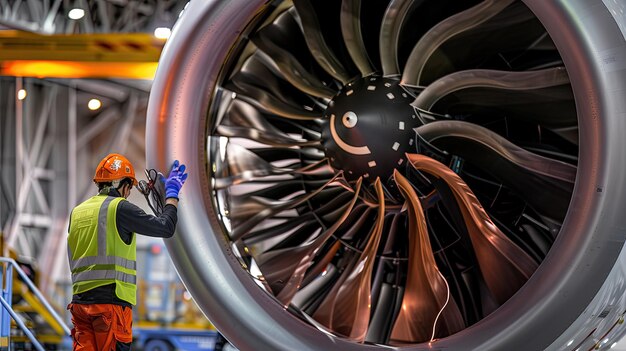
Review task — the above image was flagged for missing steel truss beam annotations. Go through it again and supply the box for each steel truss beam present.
[0,0,187,34]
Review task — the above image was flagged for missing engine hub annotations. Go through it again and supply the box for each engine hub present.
[321,76,418,182]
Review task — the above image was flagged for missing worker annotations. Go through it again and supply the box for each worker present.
[66,153,188,351]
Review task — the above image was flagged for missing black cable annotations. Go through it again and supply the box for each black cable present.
[136,168,165,215]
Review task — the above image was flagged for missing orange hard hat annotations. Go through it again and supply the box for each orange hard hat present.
[93,153,138,185]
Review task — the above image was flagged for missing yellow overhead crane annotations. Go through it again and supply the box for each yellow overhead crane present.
[0,30,165,79]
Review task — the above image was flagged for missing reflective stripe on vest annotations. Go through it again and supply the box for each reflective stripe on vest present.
[69,256,136,271]
[72,269,136,284]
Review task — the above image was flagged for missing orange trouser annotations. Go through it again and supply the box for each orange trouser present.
[68,303,133,351]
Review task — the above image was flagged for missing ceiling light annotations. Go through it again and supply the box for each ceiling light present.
[17,89,27,101]
[68,8,85,20]
[154,27,171,40]
[88,98,102,110]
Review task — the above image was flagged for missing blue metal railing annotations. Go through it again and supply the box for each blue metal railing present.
[0,257,71,351]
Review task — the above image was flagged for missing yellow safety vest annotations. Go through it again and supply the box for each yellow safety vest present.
[68,194,137,305]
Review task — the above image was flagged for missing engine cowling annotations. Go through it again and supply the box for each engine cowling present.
[146,1,626,350]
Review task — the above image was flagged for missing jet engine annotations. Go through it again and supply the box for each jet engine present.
[146,0,626,349]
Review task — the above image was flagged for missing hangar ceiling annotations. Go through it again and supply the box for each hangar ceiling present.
[0,0,186,34]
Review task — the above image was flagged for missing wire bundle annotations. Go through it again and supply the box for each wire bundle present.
[137,169,166,215]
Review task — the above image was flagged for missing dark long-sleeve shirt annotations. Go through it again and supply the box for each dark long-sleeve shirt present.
[116,199,177,242]
[71,189,178,307]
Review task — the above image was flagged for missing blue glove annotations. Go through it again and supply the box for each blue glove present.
[165,160,188,199]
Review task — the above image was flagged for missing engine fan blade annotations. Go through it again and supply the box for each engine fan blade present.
[243,216,316,245]
[252,11,337,99]
[231,173,343,241]
[340,0,375,77]
[239,179,330,201]
[240,192,354,246]
[340,207,375,241]
[416,2,553,83]
[227,54,322,120]
[390,170,464,343]
[405,154,539,305]
[401,0,516,86]
[411,67,570,111]
[312,178,385,341]
[415,120,575,220]
[229,185,345,227]
[214,144,333,189]
[293,0,352,84]
[217,124,321,147]
[256,178,363,304]
[218,101,321,147]
[253,147,325,162]
[216,143,290,188]
[430,85,576,133]
[379,0,422,77]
